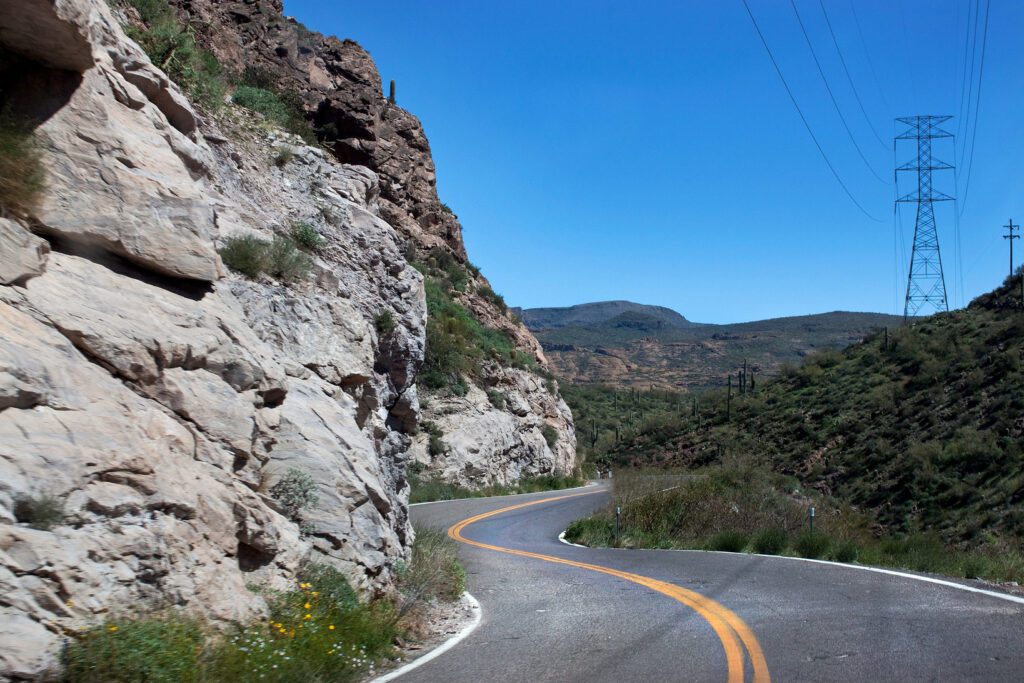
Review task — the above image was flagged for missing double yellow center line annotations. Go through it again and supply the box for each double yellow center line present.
[447,491,771,683]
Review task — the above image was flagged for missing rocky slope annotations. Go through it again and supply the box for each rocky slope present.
[0,0,572,677]
[171,0,575,489]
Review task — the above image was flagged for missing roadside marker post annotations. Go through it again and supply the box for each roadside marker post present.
[808,505,816,533]
[615,506,621,543]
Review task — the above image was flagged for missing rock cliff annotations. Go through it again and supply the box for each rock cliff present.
[0,0,573,678]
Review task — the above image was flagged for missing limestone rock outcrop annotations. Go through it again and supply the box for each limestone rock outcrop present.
[166,0,577,484]
[0,0,574,677]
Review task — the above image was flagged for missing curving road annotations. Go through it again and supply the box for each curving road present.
[402,485,1024,682]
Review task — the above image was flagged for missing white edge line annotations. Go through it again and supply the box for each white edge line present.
[557,530,1024,606]
[409,482,599,507]
[369,592,482,683]
[557,530,587,548]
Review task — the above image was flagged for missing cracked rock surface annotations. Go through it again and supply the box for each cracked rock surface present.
[0,0,574,677]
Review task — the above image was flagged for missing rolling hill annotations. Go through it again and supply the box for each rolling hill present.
[521,301,904,390]
[579,271,1024,544]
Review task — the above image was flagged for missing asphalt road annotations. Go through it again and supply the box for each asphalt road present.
[403,485,1024,682]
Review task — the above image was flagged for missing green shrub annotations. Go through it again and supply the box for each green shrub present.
[0,113,45,215]
[13,493,64,531]
[232,85,312,141]
[219,235,269,278]
[832,539,859,563]
[233,85,291,123]
[269,468,319,522]
[541,424,559,448]
[486,389,506,410]
[374,310,395,336]
[289,221,324,251]
[62,615,205,683]
[266,235,312,282]
[751,528,787,555]
[428,433,447,457]
[706,531,748,553]
[219,233,310,283]
[794,532,831,559]
[121,0,225,110]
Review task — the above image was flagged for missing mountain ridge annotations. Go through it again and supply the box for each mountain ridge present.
[519,301,904,390]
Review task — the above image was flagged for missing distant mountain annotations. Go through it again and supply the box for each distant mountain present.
[517,301,694,330]
[520,302,904,391]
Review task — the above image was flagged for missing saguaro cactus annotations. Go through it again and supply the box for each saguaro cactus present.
[388,79,396,104]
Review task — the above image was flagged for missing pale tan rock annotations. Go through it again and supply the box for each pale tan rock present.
[0,0,574,678]
[0,219,48,285]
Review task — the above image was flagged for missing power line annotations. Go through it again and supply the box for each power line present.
[740,0,882,222]
[957,0,981,163]
[789,0,887,184]
[846,0,890,114]
[959,0,990,216]
[817,0,887,149]
[955,0,978,141]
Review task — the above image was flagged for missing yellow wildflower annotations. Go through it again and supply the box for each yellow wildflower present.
[328,625,335,631]
[311,592,319,597]
[304,602,311,610]
[304,614,312,620]
[108,626,118,632]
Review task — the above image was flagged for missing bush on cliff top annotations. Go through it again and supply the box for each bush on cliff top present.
[120,0,225,111]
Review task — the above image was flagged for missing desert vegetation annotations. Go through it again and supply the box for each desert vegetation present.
[62,526,466,682]
[119,0,226,110]
[564,275,1024,585]
[0,112,45,216]
[412,248,535,395]
[219,234,313,283]
[565,466,1024,584]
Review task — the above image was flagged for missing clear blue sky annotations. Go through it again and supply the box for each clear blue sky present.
[284,0,1022,323]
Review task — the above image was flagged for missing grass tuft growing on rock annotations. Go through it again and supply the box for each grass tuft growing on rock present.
[219,234,312,283]
[269,468,319,522]
[289,222,323,251]
[0,113,45,216]
[374,310,395,336]
[13,493,65,531]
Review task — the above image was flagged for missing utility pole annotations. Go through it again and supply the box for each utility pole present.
[1004,219,1019,278]
[895,115,955,320]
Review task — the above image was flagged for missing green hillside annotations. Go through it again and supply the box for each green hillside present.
[584,271,1024,546]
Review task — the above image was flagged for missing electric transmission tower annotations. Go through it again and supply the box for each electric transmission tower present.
[895,115,955,320]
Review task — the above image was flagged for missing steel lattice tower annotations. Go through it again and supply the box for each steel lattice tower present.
[895,115,955,319]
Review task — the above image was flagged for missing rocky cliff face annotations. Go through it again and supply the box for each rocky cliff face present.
[162,0,575,487]
[0,0,572,677]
